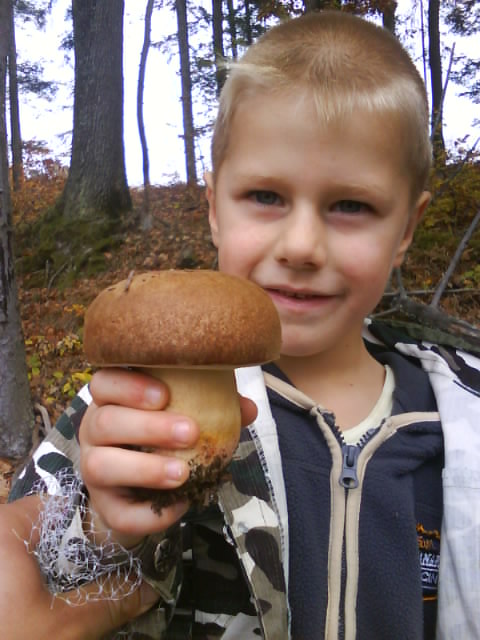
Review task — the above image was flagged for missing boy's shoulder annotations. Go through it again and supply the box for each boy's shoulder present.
[367,318,480,358]
[365,318,480,398]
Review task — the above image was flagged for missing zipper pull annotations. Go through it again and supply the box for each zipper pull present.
[339,444,359,489]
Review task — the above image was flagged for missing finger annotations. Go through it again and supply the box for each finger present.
[89,490,190,538]
[4,496,43,545]
[87,580,161,635]
[82,446,190,490]
[89,367,169,410]
[51,579,161,638]
[239,395,258,427]
[81,403,199,449]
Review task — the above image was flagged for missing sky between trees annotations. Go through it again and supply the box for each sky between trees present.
[13,0,480,186]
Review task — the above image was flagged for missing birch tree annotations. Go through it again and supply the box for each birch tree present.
[0,0,33,459]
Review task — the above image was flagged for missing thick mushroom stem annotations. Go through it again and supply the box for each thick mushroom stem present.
[137,366,242,512]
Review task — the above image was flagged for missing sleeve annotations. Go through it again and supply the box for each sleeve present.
[8,385,184,638]
[9,386,89,502]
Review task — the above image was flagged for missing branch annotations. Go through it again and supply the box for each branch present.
[46,260,70,293]
[430,42,455,144]
[394,296,480,353]
[34,403,52,434]
[393,267,407,299]
[383,286,480,298]
[430,209,480,307]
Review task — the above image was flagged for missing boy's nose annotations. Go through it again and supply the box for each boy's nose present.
[274,207,328,270]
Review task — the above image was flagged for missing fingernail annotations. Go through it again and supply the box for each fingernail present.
[165,459,186,480]
[144,386,164,407]
[140,582,160,610]
[173,421,192,443]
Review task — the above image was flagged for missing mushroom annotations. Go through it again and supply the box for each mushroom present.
[83,270,281,512]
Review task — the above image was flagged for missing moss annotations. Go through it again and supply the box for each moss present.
[15,202,124,288]
[412,226,457,253]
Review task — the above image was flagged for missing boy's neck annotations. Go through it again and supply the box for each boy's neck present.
[276,340,386,430]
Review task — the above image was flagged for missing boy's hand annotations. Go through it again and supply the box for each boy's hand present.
[80,368,257,547]
[0,496,161,640]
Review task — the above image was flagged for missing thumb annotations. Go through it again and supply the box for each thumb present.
[112,580,161,621]
[60,580,161,639]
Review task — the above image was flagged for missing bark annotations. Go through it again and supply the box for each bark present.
[8,3,23,191]
[212,0,227,95]
[226,0,238,59]
[428,0,446,157]
[0,0,33,459]
[137,0,154,231]
[303,0,333,11]
[62,0,131,221]
[382,0,397,35]
[175,0,197,184]
[244,0,253,46]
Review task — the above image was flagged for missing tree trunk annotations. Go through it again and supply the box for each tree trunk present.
[382,0,397,35]
[176,0,197,185]
[244,0,253,46]
[137,0,154,231]
[303,0,334,11]
[62,0,131,221]
[226,0,238,59]
[428,0,446,158]
[8,3,23,191]
[212,0,227,95]
[0,0,33,459]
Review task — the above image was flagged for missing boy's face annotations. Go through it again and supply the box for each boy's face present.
[206,93,429,360]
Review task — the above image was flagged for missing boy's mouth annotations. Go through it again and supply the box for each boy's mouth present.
[278,290,317,300]
[266,287,324,301]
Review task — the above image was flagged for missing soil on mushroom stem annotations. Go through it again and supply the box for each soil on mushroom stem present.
[134,455,231,514]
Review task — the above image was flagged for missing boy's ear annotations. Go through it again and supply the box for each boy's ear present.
[393,190,431,268]
[204,171,219,247]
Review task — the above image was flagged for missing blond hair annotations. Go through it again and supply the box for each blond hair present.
[211,11,432,199]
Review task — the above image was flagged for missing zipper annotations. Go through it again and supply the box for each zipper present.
[315,409,383,640]
[339,428,380,489]
[340,428,380,640]
[340,444,360,488]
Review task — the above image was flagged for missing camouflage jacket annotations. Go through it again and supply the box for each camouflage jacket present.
[9,323,480,639]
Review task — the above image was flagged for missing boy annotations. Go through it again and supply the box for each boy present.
[10,11,480,640]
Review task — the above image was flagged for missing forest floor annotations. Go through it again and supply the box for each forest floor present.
[1,182,480,502]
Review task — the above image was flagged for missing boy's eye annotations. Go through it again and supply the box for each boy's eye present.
[334,200,369,214]
[251,190,280,206]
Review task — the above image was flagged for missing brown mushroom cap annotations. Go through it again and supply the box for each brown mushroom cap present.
[83,270,282,367]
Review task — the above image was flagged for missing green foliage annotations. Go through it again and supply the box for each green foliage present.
[25,333,92,402]
[425,148,480,232]
[443,1,480,103]
[17,62,58,100]
[408,147,480,289]
[460,264,480,286]
[14,0,53,29]
[444,0,480,37]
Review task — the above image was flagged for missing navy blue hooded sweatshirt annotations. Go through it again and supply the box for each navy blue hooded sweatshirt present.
[265,345,443,640]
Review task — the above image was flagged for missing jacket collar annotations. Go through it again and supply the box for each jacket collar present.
[217,366,290,639]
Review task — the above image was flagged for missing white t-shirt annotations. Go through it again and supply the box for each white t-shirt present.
[342,365,394,444]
